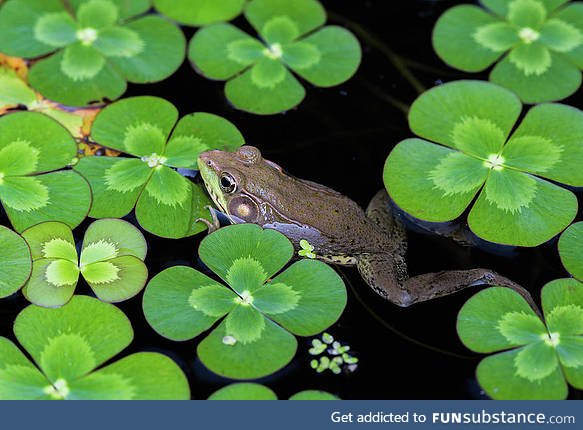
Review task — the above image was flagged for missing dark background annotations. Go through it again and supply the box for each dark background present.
[1,0,582,399]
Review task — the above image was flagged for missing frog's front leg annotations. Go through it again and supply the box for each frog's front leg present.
[195,205,221,233]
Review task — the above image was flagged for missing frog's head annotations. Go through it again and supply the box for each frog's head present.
[198,146,283,223]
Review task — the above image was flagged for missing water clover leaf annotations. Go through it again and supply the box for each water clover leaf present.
[74,96,245,238]
[188,0,362,114]
[154,0,246,26]
[20,219,148,307]
[0,111,91,232]
[207,383,338,400]
[383,80,583,247]
[0,226,32,298]
[0,0,186,106]
[0,295,190,399]
[433,0,583,102]
[457,281,583,399]
[143,224,347,379]
[559,222,583,281]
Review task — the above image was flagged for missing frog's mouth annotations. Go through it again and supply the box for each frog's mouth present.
[197,157,229,215]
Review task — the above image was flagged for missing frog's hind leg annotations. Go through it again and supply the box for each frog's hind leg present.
[365,189,407,257]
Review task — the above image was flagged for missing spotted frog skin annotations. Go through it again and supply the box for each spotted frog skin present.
[197,146,532,307]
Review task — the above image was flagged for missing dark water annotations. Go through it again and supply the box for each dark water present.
[1,0,582,400]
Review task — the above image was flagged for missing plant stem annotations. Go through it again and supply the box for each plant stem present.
[329,11,426,95]
[358,79,409,115]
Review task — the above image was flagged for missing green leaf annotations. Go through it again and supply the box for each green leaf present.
[225,304,265,343]
[289,390,338,400]
[154,0,246,26]
[245,0,326,40]
[189,284,237,318]
[33,12,77,48]
[555,3,583,68]
[143,266,231,341]
[262,16,301,44]
[0,176,49,212]
[77,0,119,29]
[433,5,506,72]
[473,22,520,52]
[225,257,268,293]
[0,226,31,298]
[563,364,583,390]
[22,258,78,307]
[457,287,542,353]
[61,43,106,81]
[559,223,583,281]
[93,27,144,58]
[84,256,148,303]
[225,61,306,114]
[0,67,37,107]
[107,15,186,83]
[490,52,582,103]
[0,140,41,176]
[0,0,67,57]
[82,218,147,262]
[39,333,96,382]
[165,113,245,169]
[556,336,583,368]
[505,104,583,187]
[546,305,583,336]
[197,316,297,379]
[189,24,261,80]
[262,260,346,336]
[68,0,150,20]
[514,341,559,381]
[72,352,190,400]
[408,80,522,149]
[508,43,551,76]
[208,383,277,400]
[541,279,583,329]
[286,26,361,87]
[21,221,75,261]
[28,50,127,106]
[451,116,506,158]
[468,174,577,246]
[103,157,152,194]
[0,338,48,400]
[540,19,583,52]
[14,295,133,372]
[477,348,568,400]
[90,96,177,155]
[507,0,547,28]
[253,282,301,315]
[3,171,91,233]
[384,139,487,222]
[482,0,569,16]
[199,224,294,287]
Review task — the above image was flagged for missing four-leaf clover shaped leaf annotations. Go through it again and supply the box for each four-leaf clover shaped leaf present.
[154,0,246,26]
[0,111,91,232]
[434,0,583,102]
[74,96,245,238]
[457,282,583,399]
[0,0,186,106]
[384,80,583,247]
[20,219,148,307]
[0,295,190,400]
[143,224,347,379]
[0,225,32,299]
[188,0,362,114]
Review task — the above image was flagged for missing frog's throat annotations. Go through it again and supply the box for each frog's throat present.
[197,159,229,214]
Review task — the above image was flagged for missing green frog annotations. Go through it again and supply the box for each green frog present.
[197,146,532,307]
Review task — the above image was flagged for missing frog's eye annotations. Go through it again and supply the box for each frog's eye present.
[220,172,237,194]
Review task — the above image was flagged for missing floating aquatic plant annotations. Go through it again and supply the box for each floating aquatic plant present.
[457,283,583,399]
[74,96,245,238]
[0,0,186,106]
[0,225,31,299]
[188,0,362,114]
[0,295,190,400]
[0,111,91,232]
[384,80,583,247]
[143,224,347,379]
[309,332,358,375]
[208,382,338,400]
[433,0,583,102]
[154,0,245,26]
[559,222,583,282]
[21,219,147,307]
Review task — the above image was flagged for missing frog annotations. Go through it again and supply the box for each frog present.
[196,146,534,307]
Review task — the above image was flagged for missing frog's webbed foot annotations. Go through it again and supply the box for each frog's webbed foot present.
[195,205,221,234]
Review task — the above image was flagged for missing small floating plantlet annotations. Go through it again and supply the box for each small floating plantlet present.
[21,219,148,307]
[0,0,186,106]
[154,0,246,26]
[433,0,583,102]
[457,282,583,399]
[309,332,358,375]
[0,295,190,400]
[74,96,245,238]
[298,239,316,259]
[384,80,583,247]
[0,226,32,299]
[188,0,362,114]
[0,111,91,232]
[143,224,347,379]
[208,383,338,400]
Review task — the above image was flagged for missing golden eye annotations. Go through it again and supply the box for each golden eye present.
[220,173,237,193]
